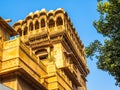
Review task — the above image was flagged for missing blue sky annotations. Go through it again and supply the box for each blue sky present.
[0,0,119,90]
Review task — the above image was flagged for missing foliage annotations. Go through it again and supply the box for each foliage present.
[85,0,120,86]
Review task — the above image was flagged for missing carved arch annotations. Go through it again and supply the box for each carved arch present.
[35,20,39,30]
[56,16,63,26]
[25,15,32,21]
[49,19,55,28]
[23,26,28,35]
[33,14,39,19]
[41,19,45,28]
[29,22,33,31]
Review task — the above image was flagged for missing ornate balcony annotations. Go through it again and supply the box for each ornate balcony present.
[0,38,47,89]
[60,54,82,87]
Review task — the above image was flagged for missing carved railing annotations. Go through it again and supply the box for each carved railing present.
[57,25,63,30]
[41,27,46,32]
[49,27,55,32]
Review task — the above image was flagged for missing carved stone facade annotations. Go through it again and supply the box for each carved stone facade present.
[0,8,89,90]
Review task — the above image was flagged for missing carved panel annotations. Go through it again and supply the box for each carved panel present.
[1,58,19,71]
[3,46,19,61]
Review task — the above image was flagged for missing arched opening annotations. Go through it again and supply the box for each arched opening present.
[41,19,45,28]
[35,21,39,30]
[35,49,48,60]
[56,17,63,26]
[17,28,22,36]
[29,22,33,31]
[49,19,55,28]
[23,27,28,35]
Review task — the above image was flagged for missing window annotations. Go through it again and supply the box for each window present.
[56,17,63,26]
[35,49,48,60]
[29,22,33,31]
[49,19,55,28]
[23,27,28,35]
[41,19,45,28]
[35,21,39,30]
[39,55,48,60]
[17,28,22,36]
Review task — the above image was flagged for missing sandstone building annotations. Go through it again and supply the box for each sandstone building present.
[0,8,89,90]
